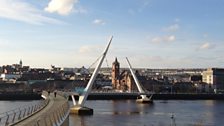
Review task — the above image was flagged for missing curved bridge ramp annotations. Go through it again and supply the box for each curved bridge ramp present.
[13,91,69,126]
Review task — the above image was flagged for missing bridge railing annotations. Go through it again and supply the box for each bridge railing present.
[57,91,70,99]
[0,99,49,126]
[90,90,151,94]
[27,98,69,126]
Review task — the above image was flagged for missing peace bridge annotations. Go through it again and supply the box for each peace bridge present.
[0,36,153,126]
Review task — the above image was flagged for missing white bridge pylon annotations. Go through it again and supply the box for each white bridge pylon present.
[126,57,152,103]
[73,36,113,107]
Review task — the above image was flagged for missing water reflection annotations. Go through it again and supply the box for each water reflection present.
[2,100,223,125]
[68,100,224,126]
[205,100,215,106]
[111,100,154,115]
[69,115,88,126]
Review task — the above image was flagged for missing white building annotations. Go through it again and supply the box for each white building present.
[202,68,224,92]
[0,74,21,82]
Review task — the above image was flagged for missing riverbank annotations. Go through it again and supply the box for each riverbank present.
[0,92,42,100]
[1,92,224,100]
[85,93,224,100]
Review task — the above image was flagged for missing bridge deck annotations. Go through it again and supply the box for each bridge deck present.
[14,92,68,126]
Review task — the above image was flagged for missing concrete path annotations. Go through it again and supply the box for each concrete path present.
[14,92,68,126]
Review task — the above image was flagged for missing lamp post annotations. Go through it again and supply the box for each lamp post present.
[194,83,198,94]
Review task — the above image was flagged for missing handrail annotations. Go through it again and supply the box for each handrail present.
[0,91,69,126]
[0,99,49,126]
[57,91,69,100]
[25,97,69,126]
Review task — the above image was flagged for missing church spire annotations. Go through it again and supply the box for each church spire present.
[114,57,118,64]
[19,59,22,67]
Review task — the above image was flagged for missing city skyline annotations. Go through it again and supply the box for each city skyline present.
[0,0,224,69]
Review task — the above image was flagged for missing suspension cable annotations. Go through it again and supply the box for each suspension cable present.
[105,56,112,78]
[88,54,103,70]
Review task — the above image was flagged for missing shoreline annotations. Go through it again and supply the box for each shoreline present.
[86,93,224,100]
[0,92,42,100]
[1,92,224,100]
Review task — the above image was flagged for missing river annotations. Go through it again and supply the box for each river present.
[1,100,224,126]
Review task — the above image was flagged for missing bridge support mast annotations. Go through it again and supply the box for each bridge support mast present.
[70,36,113,115]
[126,57,153,103]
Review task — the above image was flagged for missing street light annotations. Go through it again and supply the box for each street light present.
[194,83,198,94]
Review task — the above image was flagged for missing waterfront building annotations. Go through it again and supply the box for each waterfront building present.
[0,73,21,82]
[62,67,77,73]
[190,75,202,82]
[1,60,29,74]
[111,58,137,92]
[61,67,89,74]
[1,65,14,74]
[19,68,52,81]
[111,58,120,89]
[119,70,136,91]
[202,68,224,92]
[50,65,61,73]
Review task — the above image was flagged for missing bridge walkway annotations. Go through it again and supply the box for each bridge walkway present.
[13,91,69,126]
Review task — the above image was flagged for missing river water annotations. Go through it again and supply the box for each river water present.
[69,100,224,126]
[1,100,224,126]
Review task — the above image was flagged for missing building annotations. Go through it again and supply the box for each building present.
[1,60,27,74]
[119,70,137,91]
[190,75,202,82]
[202,68,224,92]
[111,58,120,89]
[0,73,21,82]
[111,58,137,92]
[19,59,22,67]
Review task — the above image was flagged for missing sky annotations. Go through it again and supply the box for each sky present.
[0,0,224,69]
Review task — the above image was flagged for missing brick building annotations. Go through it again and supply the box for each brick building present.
[111,58,137,92]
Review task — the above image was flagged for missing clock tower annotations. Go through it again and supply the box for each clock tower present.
[112,57,120,89]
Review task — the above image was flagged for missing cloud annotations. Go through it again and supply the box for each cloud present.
[163,24,180,32]
[92,19,106,25]
[199,42,216,50]
[0,0,62,25]
[151,35,176,43]
[45,0,80,15]
[78,45,102,54]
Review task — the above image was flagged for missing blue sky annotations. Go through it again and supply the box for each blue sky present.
[0,0,224,69]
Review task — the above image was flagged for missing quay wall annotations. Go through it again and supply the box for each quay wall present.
[0,92,41,100]
[85,93,224,100]
[2,92,224,100]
